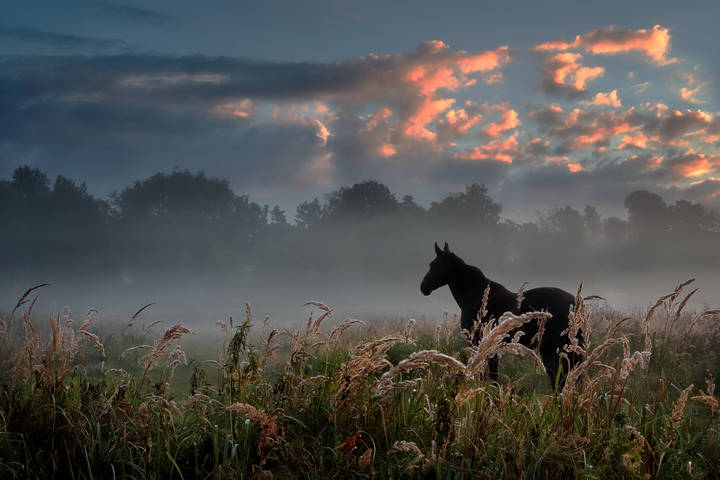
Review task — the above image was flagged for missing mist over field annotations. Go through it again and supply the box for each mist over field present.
[2,167,718,327]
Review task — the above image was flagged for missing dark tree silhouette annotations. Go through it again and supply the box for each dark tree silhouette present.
[324,180,398,220]
[1,165,719,275]
[295,198,323,230]
[429,183,501,227]
[624,190,669,239]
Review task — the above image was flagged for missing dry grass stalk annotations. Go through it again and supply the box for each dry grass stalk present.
[390,440,424,457]
[335,335,401,404]
[530,313,548,348]
[9,283,50,324]
[404,318,416,343]
[260,328,280,366]
[127,302,155,328]
[605,316,632,340]
[375,350,465,396]
[516,282,528,310]
[79,330,106,359]
[215,319,228,333]
[691,374,718,413]
[136,324,194,382]
[166,345,188,379]
[687,309,720,336]
[442,311,459,344]
[562,283,589,358]
[455,386,486,405]
[13,303,106,385]
[467,285,492,344]
[328,318,366,347]
[465,311,551,379]
[561,337,622,400]
[142,320,164,333]
[668,287,698,334]
[618,339,646,380]
[227,402,281,462]
[672,384,694,421]
[303,301,333,338]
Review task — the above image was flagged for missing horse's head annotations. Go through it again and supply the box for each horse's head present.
[420,242,455,296]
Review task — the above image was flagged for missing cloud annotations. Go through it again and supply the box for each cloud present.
[667,151,720,179]
[0,28,717,214]
[539,52,604,97]
[482,104,520,138]
[536,25,675,65]
[452,133,520,163]
[530,106,643,153]
[581,89,621,108]
[649,108,712,141]
[0,25,131,52]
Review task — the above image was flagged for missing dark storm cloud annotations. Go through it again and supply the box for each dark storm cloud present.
[0,54,367,104]
[0,25,131,52]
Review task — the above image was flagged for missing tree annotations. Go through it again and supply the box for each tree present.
[52,175,107,223]
[113,170,237,223]
[668,199,706,234]
[583,205,602,238]
[624,190,669,239]
[324,180,398,221]
[603,217,627,243]
[12,166,50,199]
[269,205,288,226]
[295,198,323,229]
[540,206,584,238]
[429,184,501,227]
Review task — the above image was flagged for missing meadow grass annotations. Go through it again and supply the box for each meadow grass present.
[0,282,719,479]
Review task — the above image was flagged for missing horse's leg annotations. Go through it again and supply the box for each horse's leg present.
[488,355,499,382]
[459,309,475,335]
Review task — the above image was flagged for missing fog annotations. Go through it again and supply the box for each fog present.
[2,166,719,330]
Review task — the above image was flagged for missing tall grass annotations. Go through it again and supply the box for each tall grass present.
[0,281,719,478]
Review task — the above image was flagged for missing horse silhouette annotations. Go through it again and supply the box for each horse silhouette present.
[421,242,579,388]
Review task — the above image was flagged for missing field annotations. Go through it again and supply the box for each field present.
[1,281,720,479]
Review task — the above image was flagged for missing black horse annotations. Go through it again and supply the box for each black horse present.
[420,242,578,388]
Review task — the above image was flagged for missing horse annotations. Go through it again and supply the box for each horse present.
[420,242,579,388]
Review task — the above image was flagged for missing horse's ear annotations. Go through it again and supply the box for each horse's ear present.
[443,242,450,253]
[434,242,442,256]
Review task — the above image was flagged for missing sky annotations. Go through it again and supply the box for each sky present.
[2,0,720,220]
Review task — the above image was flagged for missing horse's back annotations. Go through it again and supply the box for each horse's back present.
[522,287,574,318]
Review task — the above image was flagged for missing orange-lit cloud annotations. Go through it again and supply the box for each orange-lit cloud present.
[540,52,604,96]
[581,89,621,107]
[396,43,510,140]
[483,105,520,137]
[531,105,642,152]
[617,131,655,149]
[536,25,675,65]
[546,156,584,172]
[379,144,396,156]
[453,134,519,163]
[403,97,456,139]
[211,99,254,118]
[670,151,720,178]
[679,83,707,104]
[565,120,636,151]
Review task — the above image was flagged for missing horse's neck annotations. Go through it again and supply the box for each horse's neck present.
[448,263,515,311]
[448,263,491,310]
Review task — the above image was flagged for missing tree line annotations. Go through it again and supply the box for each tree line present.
[2,166,718,277]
